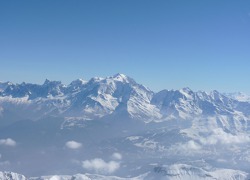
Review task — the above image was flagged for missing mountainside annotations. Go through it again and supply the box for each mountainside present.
[0,171,26,180]
[225,92,250,102]
[1,165,249,180]
[0,74,250,179]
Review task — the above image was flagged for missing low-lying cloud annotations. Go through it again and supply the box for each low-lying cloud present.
[199,128,250,145]
[65,141,82,149]
[0,138,16,147]
[82,158,120,174]
[169,140,202,155]
[111,152,122,160]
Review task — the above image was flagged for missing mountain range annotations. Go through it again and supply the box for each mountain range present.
[0,73,249,125]
[0,74,250,179]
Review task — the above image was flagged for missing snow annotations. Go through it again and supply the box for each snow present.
[1,164,248,180]
[152,164,248,180]
[0,172,26,180]
[111,73,130,83]
[225,92,250,102]
[1,74,250,123]
[1,171,142,180]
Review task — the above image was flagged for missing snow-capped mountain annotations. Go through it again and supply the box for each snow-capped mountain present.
[225,92,250,102]
[0,74,250,179]
[0,82,12,92]
[152,88,249,119]
[0,74,162,122]
[0,171,26,180]
[0,73,249,124]
[1,165,249,180]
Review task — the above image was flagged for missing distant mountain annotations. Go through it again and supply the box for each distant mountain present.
[0,74,249,125]
[0,171,26,180]
[225,92,250,102]
[1,165,249,180]
[0,81,13,92]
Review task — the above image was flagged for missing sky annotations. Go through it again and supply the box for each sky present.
[0,0,250,93]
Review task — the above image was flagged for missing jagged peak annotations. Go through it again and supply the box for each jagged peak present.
[43,79,63,86]
[112,73,127,78]
[110,73,131,82]
[87,77,104,84]
[70,78,87,85]
[179,87,193,93]
[0,81,14,88]
[0,81,12,84]
[106,73,141,88]
[211,90,220,94]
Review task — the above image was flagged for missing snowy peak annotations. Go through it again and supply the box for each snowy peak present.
[63,73,158,120]
[43,79,63,87]
[69,78,87,86]
[225,92,250,102]
[1,80,65,99]
[151,88,248,120]
[0,81,13,92]
[0,172,26,180]
[0,74,250,123]
[180,87,193,94]
[110,73,135,84]
[153,164,248,180]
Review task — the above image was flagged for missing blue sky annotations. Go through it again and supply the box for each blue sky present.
[0,0,250,93]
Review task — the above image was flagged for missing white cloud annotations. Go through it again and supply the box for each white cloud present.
[0,138,16,147]
[185,140,202,150]
[199,128,250,145]
[111,152,122,160]
[82,158,120,174]
[65,141,82,149]
[168,140,202,156]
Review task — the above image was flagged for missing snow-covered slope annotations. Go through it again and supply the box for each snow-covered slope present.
[152,164,248,180]
[0,172,26,180]
[1,165,249,180]
[151,88,243,120]
[225,92,250,102]
[0,82,13,92]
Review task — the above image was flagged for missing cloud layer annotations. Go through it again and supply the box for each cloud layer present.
[0,138,16,147]
[82,158,120,174]
[112,153,122,160]
[199,128,250,145]
[65,141,82,149]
